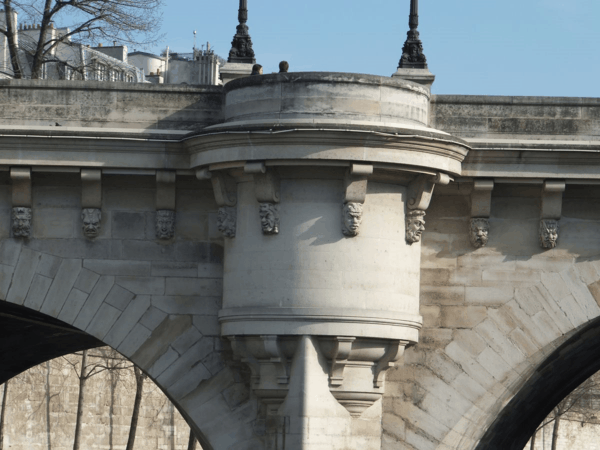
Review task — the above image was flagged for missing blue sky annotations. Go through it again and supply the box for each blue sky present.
[152,0,600,97]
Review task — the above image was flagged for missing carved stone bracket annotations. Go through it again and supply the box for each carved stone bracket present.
[406,173,450,244]
[329,337,356,387]
[11,168,31,238]
[539,181,565,249]
[245,162,280,203]
[197,168,238,207]
[373,340,409,388]
[155,171,177,240]
[197,168,238,238]
[81,169,102,239]
[470,179,494,248]
[262,335,290,385]
[156,171,176,210]
[541,180,566,220]
[245,163,280,235]
[342,164,372,237]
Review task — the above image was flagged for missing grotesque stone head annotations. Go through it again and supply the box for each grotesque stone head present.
[259,203,279,235]
[540,219,559,249]
[81,208,102,238]
[217,207,236,238]
[469,218,489,248]
[156,210,175,240]
[12,207,32,238]
[406,210,426,244]
[342,202,363,237]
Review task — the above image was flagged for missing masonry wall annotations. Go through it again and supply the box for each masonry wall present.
[381,182,600,449]
[0,80,223,130]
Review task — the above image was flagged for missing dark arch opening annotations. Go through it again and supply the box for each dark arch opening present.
[0,299,213,450]
[0,300,102,383]
[476,316,600,450]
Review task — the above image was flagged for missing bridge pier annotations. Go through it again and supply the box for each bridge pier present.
[187,72,470,448]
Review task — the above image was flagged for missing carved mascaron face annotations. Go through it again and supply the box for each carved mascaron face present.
[259,203,279,235]
[12,207,32,237]
[406,211,426,244]
[540,219,559,249]
[342,202,363,237]
[217,207,236,238]
[81,208,102,238]
[469,218,489,248]
[156,210,175,240]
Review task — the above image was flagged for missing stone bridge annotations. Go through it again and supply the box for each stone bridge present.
[1,76,600,450]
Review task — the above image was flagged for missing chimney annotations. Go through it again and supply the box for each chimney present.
[113,41,117,46]
[98,43,103,47]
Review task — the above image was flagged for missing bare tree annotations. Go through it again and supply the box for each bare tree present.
[124,366,145,450]
[529,374,600,449]
[187,428,197,450]
[1,0,164,78]
[0,381,9,450]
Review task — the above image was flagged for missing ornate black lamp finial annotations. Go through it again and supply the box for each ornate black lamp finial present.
[398,0,428,69]
[228,0,256,64]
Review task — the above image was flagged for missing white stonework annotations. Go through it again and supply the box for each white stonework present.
[0,72,600,450]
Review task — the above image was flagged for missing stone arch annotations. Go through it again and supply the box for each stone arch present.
[474,314,600,449]
[386,250,600,450]
[0,238,258,450]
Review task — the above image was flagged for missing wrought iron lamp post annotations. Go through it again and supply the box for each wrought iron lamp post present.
[227,0,256,64]
[398,0,428,69]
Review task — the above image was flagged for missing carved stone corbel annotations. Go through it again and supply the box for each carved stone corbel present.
[156,171,176,240]
[342,164,373,237]
[197,168,238,238]
[81,169,102,238]
[245,162,280,235]
[540,180,565,249]
[329,337,356,386]
[10,167,32,238]
[373,340,409,388]
[406,173,450,244]
[262,335,290,385]
[469,179,493,248]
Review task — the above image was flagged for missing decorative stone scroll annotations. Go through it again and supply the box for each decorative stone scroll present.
[540,219,559,249]
[156,210,176,240]
[259,203,279,235]
[12,207,31,238]
[406,210,426,244]
[81,208,102,238]
[469,218,490,249]
[217,207,237,238]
